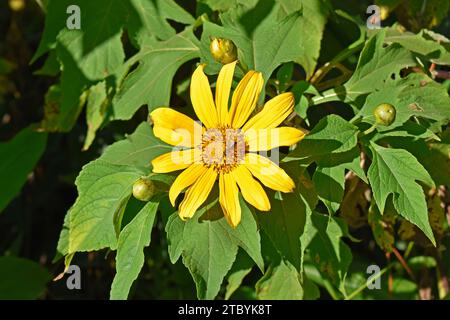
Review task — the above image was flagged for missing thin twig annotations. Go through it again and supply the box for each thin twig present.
[392,247,416,281]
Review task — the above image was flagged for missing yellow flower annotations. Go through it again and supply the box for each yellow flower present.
[150,61,305,227]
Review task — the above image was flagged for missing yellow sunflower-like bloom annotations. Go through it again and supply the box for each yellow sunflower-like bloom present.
[150,61,305,227]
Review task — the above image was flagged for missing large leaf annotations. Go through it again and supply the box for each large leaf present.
[284,114,359,162]
[0,127,47,212]
[61,122,169,254]
[313,165,345,214]
[278,0,331,78]
[112,29,200,121]
[258,164,318,271]
[384,28,450,66]
[368,142,435,244]
[110,201,158,300]
[33,0,195,58]
[0,257,51,299]
[83,81,107,150]
[101,122,172,168]
[313,30,416,105]
[224,250,254,300]
[166,198,263,299]
[357,73,450,127]
[300,212,352,291]
[68,160,143,253]
[127,0,194,46]
[55,0,126,81]
[200,0,323,81]
[256,259,303,299]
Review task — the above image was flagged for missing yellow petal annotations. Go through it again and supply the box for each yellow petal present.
[190,64,219,128]
[150,107,203,147]
[169,164,207,206]
[151,149,200,173]
[245,127,305,152]
[242,92,295,131]
[215,61,237,126]
[179,167,217,219]
[244,153,295,192]
[219,172,241,227]
[231,166,270,211]
[228,71,264,128]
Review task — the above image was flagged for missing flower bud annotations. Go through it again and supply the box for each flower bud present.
[374,103,396,126]
[210,37,237,64]
[9,0,25,11]
[132,178,155,202]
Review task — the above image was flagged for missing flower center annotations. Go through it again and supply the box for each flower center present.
[201,127,246,173]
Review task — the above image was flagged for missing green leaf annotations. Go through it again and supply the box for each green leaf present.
[300,212,352,291]
[110,201,158,300]
[368,142,436,245]
[377,136,450,191]
[314,30,416,105]
[101,122,172,168]
[312,146,368,214]
[315,147,368,183]
[419,141,450,187]
[384,28,450,65]
[373,120,440,142]
[55,1,126,81]
[0,126,47,212]
[200,1,326,80]
[112,28,200,121]
[256,259,303,299]
[83,81,107,150]
[32,0,73,61]
[0,57,15,75]
[357,73,450,127]
[258,164,318,271]
[127,0,195,47]
[224,250,254,300]
[57,121,169,256]
[284,115,359,162]
[343,30,416,101]
[166,198,263,299]
[368,202,395,252]
[39,85,63,131]
[0,256,51,299]
[278,0,331,78]
[313,165,345,214]
[166,203,238,300]
[200,0,245,11]
[68,160,144,253]
[55,211,70,260]
[53,42,89,131]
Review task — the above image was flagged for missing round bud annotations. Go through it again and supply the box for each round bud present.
[374,103,396,126]
[210,37,237,65]
[9,0,25,11]
[132,178,155,202]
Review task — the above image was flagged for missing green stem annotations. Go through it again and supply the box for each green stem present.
[237,58,248,74]
[361,123,377,136]
[310,10,366,84]
[192,13,209,31]
[323,279,342,300]
[345,265,392,300]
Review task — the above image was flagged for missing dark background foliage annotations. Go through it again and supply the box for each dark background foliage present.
[0,0,449,299]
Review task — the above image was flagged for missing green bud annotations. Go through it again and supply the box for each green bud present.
[9,0,25,11]
[374,103,396,126]
[132,178,155,202]
[210,37,237,64]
